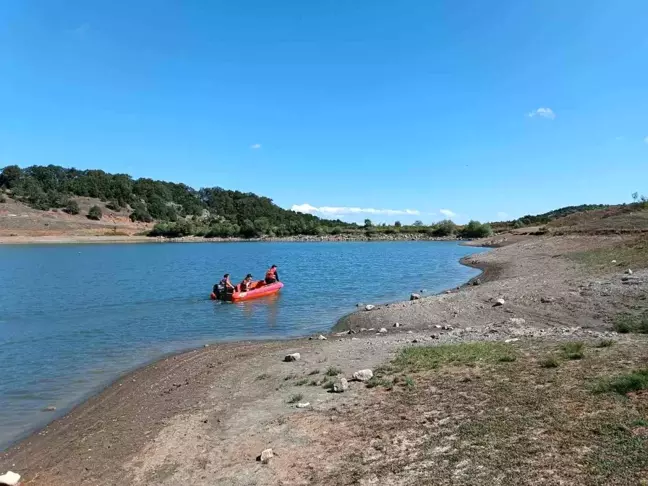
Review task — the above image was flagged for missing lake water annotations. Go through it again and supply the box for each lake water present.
[0,241,486,449]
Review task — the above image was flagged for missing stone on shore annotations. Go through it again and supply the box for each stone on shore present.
[333,378,349,393]
[393,322,400,328]
[378,328,388,334]
[0,471,21,486]
[42,406,56,412]
[509,318,526,325]
[410,293,421,301]
[259,448,274,464]
[540,296,555,303]
[365,305,375,311]
[284,353,300,362]
[626,269,633,275]
[352,369,374,382]
[493,298,506,307]
[317,335,327,340]
[296,402,310,408]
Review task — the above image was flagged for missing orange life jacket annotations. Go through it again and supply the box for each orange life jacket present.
[265,268,276,280]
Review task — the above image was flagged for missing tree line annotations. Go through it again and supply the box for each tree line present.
[0,164,493,239]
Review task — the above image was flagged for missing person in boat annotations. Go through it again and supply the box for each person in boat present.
[265,265,280,284]
[213,273,234,299]
[238,273,254,292]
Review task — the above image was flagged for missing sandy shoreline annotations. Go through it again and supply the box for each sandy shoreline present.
[2,234,646,485]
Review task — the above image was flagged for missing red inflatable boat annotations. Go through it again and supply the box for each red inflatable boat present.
[210,281,284,302]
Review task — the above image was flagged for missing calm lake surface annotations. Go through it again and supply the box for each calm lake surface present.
[0,241,486,449]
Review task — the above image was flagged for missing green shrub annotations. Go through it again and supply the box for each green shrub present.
[459,220,493,239]
[87,205,102,220]
[106,200,121,211]
[594,368,648,395]
[64,200,80,215]
[130,202,153,223]
[431,219,457,237]
[540,357,559,368]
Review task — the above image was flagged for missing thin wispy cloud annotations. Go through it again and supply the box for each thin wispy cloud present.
[250,143,261,149]
[439,209,456,218]
[527,107,556,120]
[291,203,420,217]
[497,211,510,220]
[69,23,91,37]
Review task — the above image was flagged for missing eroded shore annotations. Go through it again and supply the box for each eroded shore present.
[1,234,647,485]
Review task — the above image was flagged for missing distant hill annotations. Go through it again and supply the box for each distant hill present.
[0,164,351,237]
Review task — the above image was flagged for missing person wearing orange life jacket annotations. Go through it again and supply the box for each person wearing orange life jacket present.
[238,273,254,292]
[265,264,280,284]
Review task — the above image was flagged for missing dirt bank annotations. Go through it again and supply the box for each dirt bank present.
[1,234,647,485]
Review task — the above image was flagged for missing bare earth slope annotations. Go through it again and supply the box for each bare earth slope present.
[2,233,648,485]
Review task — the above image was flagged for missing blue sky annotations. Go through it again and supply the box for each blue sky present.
[1,0,647,224]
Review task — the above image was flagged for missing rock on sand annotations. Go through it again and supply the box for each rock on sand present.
[284,353,301,362]
[333,378,349,393]
[352,369,374,382]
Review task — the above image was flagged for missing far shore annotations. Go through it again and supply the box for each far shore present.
[0,232,469,245]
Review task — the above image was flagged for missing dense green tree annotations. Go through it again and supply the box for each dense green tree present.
[0,165,23,189]
[394,221,402,227]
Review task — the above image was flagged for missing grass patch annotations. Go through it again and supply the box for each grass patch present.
[540,356,560,368]
[308,369,320,376]
[326,366,342,377]
[393,342,517,372]
[366,377,394,390]
[309,379,320,386]
[567,238,648,271]
[322,379,335,390]
[613,312,648,334]
[403,376,415,388]
[294,378,309,386]
[287,393,304,404]
[255,373,271,381]
[284,373,298,381]
[596,339,615,348]
[560,341,584,360]
[498,355,517,363]
[594,368,648,395]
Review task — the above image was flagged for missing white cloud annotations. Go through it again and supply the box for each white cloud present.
[497,211,510,220]
[250,143,261,149]
[291,204,421,217]
[527,107,556,120]
[439,209,456,218]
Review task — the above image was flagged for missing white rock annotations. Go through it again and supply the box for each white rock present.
[504,338,519,343]
[333,378,349,393]
[365,305,375,311]
[410,293,421,301]
[296,402,310,408]
[317,335,327,340]
[393,322,401,328]
[493,298,506,307]
[260,448,274,464]
[434,324,442,329]
[378,328,388,334]
[509,318,526,325]
[0,472,21,486]
[407,330,414,334]
[626,269,633,275]
[611,260,617,264]
[284,353,300,362]
[352,369,374,382]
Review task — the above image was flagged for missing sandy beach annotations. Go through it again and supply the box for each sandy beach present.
[1,233,647,485]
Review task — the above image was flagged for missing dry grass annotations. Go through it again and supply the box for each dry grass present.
[567,237,648,271]
[315,339,648,485]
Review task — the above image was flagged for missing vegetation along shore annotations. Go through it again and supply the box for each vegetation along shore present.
[2,199,648,484]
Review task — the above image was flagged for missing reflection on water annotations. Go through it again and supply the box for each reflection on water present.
[0,241,487,449]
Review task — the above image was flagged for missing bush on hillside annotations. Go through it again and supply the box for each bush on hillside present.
[87,205,103,220]
[64,200,80,215]
[0,193,6,203]
[129,202,153,223]
[106,200,122,211]
[459,220,493,239]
